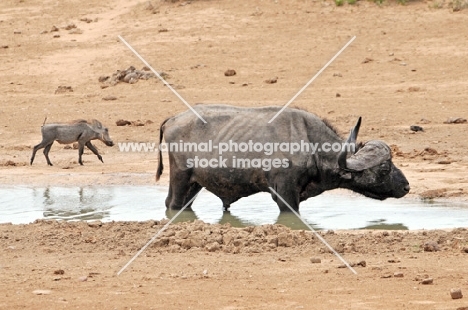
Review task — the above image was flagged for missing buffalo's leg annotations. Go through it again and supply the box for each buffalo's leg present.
[183,183,203,210]
[270,183,300,212]
[166,169,193,210]
[86,141,103,163]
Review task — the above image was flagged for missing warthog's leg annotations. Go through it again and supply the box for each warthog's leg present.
[77,142,86,165]
[43,143,54,166]
[85,141,104,163]
[31,140,54,166]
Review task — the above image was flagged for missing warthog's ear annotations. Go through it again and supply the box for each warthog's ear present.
[344,140,392,171]
[91,119,103,130]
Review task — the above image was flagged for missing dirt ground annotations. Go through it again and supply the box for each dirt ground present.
[1,0,468,308]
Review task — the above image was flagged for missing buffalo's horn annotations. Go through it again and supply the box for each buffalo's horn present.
[338,117,361,169]
[345,140,392,171]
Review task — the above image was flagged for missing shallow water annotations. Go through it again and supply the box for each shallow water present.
[1,185,468,230]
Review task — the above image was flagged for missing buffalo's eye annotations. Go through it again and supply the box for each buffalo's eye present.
[380,162,391,172]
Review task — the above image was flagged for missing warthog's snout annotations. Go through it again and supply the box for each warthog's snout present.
[106,141,114,147]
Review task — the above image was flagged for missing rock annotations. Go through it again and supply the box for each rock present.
[423,241,440,252]
[408,86,421,92]
[69,28,83,35]
[310,257,321,264]
[33,290,51,295]
[224,69,236,77]
[55,86,73,94]
[64,23,76,30]
[420,278,433,285]
[51,25,59,32]
[462,247,468,253]
[116,119,131,126]
[444,117,467,124]
[87,220,102,228]
[98,76,110,83]
[53,269,65,275]
[102,96,117,101]
[394,272,404,278]
[145,1,154,10]
[362,57,373,63]
[78,276,88,282]
[410,125,424,132]
[264,77,278,84]
[450,288,463,299]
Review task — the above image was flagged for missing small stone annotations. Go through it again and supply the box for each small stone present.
[224,69,236,77]
[420,278,433,285]
[116,119,131,126]
[336,93,341,97]
[14,30,21,34]
[450,288,463,299]
[310,257,321,264]
[410,125,424,132]
[55,86,73,94]
[381,273,392,278]
[78,276,88,282]
[264,77,278,84]
[102,96,117,101]
[51,25,59,32]
[87,220,102,228]
[53,269,65,275]
[462,247,468,253]
[98,76,109,83]
[362,57,373,63]
[394,272,404,278]
[33,290,51,295]
[423,241,440,252]
[444,117,467,124]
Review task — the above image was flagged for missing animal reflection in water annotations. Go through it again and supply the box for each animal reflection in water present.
[41,187,111,221]
[165,208,318,230]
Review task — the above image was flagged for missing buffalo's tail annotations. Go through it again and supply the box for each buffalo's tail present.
[156,118,170,181]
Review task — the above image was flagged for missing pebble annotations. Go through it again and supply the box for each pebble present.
[420,278,433,285]
[78,276,88,282]
[33,289,51,295]
[224,69,236,77]
[450,288,463,299]
[310,257,321,264]
[394,272,404,278]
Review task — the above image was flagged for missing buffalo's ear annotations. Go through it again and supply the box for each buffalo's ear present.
[345,140,392,171]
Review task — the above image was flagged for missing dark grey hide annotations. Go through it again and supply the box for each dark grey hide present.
[156,104,410,212]
[30,119,114,166]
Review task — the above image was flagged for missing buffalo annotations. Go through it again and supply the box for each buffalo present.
[156,104,409,212]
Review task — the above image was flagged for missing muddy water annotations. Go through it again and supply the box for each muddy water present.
[1,185,467,230]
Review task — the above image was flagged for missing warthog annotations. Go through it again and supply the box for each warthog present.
[156,104,410,212]
[30,119,114,166]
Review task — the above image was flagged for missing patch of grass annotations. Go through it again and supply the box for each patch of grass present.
[453,0,468,11]
[347,0,357,4]
[335,0,345,6]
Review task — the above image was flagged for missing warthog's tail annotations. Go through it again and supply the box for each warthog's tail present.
[156,118,170,181]
[42,116,47,127]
